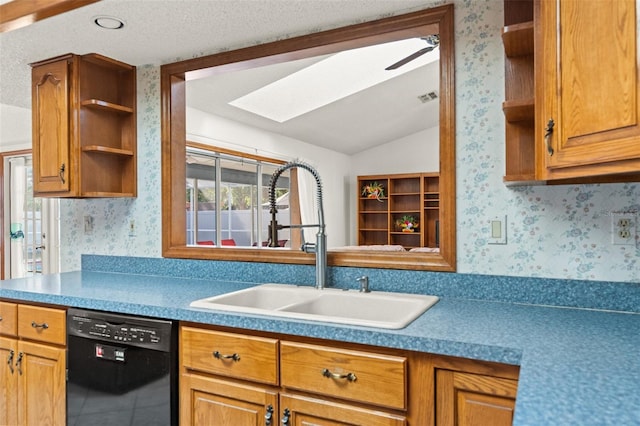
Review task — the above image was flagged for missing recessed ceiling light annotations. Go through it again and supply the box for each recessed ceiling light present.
[93,15,125,30]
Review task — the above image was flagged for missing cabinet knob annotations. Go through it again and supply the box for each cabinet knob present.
[544,118,555,156]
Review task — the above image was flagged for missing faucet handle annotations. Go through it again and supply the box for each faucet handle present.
[356,276,370,293]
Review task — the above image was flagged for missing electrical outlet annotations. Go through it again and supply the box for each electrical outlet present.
[128,219,136,237]
[611,214,636,245]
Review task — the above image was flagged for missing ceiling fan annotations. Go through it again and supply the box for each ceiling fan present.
[385,35,440,70]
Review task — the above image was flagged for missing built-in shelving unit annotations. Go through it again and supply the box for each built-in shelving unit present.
[502,0,536,184]
[357,172,439,250]
[31,53,137,197]
[78,54,137,197]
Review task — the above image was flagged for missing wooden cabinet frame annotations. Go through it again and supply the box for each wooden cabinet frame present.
[502,0,640,185]
[179,323,520,426]
[30,53,137,197]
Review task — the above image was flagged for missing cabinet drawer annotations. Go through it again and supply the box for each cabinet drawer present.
[181,326,278,385]
[280,341,407,410]
[0,302,18,336]
[17,304,66,345]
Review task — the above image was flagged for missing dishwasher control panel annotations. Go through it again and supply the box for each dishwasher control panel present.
[67,308,173,352]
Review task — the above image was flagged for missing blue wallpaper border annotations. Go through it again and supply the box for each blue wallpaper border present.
[82,255,640,313]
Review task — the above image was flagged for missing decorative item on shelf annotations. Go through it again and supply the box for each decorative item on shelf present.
[396,215,419,232]
[361,181,385,201]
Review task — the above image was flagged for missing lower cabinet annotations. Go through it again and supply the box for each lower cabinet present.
[280,393,406,426]
[435,368,518,426]
[180,373,277,425]
[0,301,66,426]
[180,324,520,426]
[0,336,18,425]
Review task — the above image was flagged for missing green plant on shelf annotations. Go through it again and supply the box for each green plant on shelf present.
[361,181,385,201]
[396,215,419,232]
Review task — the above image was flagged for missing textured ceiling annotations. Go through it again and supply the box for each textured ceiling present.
[0,0,442,151]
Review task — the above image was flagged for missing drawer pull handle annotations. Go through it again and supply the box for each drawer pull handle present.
[213,351,240,362]
[322,368,357,382]
[16,352,23,376]
[31,321,49,330]
[7,350,14,374]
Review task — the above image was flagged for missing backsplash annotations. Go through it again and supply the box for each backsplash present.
[82,255,640,313]
[60,0,639,283]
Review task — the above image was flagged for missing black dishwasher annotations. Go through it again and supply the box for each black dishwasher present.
[66,308,178,426]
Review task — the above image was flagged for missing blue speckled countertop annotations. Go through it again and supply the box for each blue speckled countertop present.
[2,270,639,425]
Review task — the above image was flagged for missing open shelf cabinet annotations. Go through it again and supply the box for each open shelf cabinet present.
[31,53,137,197]
[357,172,439,250]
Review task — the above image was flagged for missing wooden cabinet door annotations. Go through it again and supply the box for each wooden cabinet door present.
[180,373,278,425]
[0,337,18,426]
[280,393,406,426]
[435,369,517,426]
[537,0,640,179]
[31,56,72,195]
[16,341,66,426]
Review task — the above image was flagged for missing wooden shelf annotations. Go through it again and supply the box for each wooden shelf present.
[502,21,534,57]
[502,1,536,187]
[81,192,136,198]
[358,173,439,248]
[502,99,534,122]
[81,99,134,114]
[82,145,134,156]
[503,174,537,185]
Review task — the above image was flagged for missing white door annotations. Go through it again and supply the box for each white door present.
[5,154,60,278]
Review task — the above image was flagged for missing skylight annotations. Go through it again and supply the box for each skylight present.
[228,38,439,123]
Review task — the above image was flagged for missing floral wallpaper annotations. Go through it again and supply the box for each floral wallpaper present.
[59,0,639,283]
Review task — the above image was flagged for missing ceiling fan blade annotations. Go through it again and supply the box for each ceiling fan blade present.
[385,46,435,71]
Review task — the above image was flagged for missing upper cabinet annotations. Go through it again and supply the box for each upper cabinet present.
[31,53,137,197]
[503,0,640,184]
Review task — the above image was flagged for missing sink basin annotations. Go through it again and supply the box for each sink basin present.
[189,284,439,329]
[190,284,318,312]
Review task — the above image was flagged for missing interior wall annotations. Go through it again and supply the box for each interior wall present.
[0,105,31,152]
[49,0,638,282]
[347,126,440,244]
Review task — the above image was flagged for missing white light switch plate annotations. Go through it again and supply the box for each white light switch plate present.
[488,215,507,245]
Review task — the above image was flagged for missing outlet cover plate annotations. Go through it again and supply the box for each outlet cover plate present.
[611,213,636,245]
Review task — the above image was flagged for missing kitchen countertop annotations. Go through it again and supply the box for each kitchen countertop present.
[1,271,639,425]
